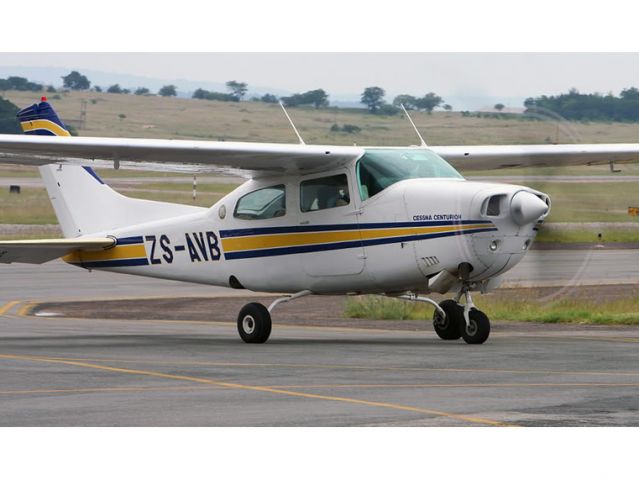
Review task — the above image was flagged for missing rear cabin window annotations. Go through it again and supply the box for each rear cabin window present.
[300,174,350,212]
[234,185,286,220]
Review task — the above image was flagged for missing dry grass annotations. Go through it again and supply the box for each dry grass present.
[7,90,639,147]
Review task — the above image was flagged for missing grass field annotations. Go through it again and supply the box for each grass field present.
[2,90,639,243]
[345,294,639,325]
[5,90,639,146]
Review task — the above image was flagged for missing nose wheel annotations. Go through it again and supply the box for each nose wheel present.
[433,300,463,340]
[433,294,491,344]
[461,308,490,344]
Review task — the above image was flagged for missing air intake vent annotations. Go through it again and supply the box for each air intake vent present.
[482,194,506,217]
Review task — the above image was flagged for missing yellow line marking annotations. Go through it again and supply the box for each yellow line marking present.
[0,353,510,427]
[0,301,21,316]
[22,354,639,378]
[266,382,639,389]
[0,385,216,396]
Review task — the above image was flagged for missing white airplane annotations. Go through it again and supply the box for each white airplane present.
[1,97,639,344]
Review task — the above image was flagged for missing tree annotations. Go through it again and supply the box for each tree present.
[107,84,123,94]
[392,94,418,110]
[226,81,248,101]
[443,104,453,111]
[192,88,234,102]
[134,87,150,96]
[0,96,21,134]
[159,85,177,97]
[415,92,443,113]
[0,76,42,92]
[361,86,386,113]
[62,71,90,90]
[281,89,329,108]
[93,86,102,93]
[494,103,505,112]
[260,93,279,103]
[306,89,329,108]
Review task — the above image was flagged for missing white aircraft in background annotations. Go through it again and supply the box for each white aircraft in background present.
[1,97,638,345]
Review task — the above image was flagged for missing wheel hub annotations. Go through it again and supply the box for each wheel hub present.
[242,315,255,334]
[465,319,478,336]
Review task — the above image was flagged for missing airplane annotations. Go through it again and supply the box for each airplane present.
[1,97,639,345]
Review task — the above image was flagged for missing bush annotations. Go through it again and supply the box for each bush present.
[377,104,400,115]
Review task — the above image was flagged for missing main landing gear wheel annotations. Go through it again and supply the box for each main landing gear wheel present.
[237,303,272,344]
[461,308,490,345]
[433,300,463,340]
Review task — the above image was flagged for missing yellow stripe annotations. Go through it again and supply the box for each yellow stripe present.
[63,244,146,264]
[17,302,35,317]
[20,119,70,137]
[0,300,21,316]
[0,353,511,426]
[222,223,490,252]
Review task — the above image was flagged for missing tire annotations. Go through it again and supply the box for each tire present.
[433,300,463,340]
[237,303,272,344]
[461,309,490,345]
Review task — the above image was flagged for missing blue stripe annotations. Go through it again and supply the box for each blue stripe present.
[224,227,497,260]
[219,220,493,239]
[72,258,150,268]
[82,166,105,184]
[116,236,144,245]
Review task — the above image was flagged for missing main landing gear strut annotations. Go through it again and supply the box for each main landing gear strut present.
[237,290,312,343]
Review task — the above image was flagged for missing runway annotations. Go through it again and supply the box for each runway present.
[1,249,638,426]
[1,308,638,426]
[1,248,638,305]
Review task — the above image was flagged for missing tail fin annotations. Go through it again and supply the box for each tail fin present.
[39,165,206,238]
[17,96,71,136]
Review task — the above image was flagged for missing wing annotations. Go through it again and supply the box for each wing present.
[0,134,364,177]
[431,144,639,171]
[0,238,115,264]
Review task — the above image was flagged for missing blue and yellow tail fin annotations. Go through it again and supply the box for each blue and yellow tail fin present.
[17,97,71,136]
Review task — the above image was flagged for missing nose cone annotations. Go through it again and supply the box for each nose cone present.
[510,191,549,226]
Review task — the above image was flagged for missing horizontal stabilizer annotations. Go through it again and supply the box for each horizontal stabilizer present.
[0,238,115,264]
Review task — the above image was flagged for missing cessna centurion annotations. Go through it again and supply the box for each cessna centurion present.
[1,98,638,344]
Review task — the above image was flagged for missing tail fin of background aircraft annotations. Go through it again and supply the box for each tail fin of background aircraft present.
[39,165,206,238]
[17,98,206,238]
[17,97,71,136]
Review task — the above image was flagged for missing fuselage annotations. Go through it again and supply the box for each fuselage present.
[63,148,550,295]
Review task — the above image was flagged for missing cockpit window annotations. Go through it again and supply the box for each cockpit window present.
[234,185,286,220]
[357,149,463,200]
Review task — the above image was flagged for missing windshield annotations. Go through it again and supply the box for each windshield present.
[357,148,463,200]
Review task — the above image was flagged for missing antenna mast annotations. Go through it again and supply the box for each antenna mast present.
[400,104,427,147]
[279,101,305,145]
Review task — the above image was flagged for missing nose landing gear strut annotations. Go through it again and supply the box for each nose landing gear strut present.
[432,263,491,344]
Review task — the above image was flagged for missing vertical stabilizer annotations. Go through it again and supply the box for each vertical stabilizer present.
[39,165,206,238]
[17,97,71,136]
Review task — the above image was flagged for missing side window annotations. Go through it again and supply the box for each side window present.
[234,185,286,220]
[300,174,350,212]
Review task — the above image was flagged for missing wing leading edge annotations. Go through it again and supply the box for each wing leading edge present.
[432,144,639,171]
[0,134,364,177]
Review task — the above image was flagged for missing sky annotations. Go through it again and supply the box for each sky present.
[1,53,639,105]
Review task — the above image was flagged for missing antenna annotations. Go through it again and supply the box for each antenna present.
[400,104,427,147]
[279,101,305,145]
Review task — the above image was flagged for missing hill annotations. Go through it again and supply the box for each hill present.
[5,90,639,147]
